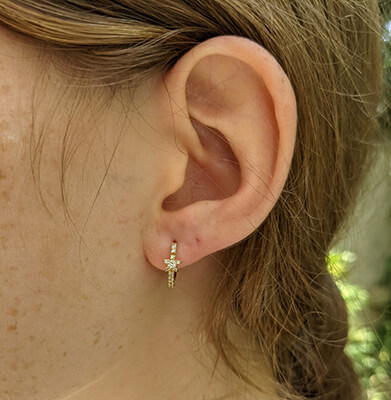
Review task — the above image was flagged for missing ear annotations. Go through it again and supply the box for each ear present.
[142,35,297,271]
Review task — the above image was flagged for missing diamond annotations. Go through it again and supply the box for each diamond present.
[164,241,182,289]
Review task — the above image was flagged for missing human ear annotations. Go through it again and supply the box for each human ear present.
[142,35,297,271]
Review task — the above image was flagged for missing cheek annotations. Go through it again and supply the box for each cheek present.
[0,34,156,398]
[0,92,152,399]
[0,141,148,399]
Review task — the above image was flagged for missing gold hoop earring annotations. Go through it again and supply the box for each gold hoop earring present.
[164,240,182,288]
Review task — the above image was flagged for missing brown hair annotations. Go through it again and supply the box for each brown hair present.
[0,1,385,398]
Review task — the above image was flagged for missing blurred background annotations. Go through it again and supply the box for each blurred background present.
[328,2,391,398]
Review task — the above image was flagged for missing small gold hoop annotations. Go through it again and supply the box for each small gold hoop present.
[163,240,182,288]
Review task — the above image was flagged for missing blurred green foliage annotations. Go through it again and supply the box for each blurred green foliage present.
[328,252,391,399]
[327,3,391,399]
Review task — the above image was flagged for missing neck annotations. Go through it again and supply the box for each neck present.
[58,259,244,400]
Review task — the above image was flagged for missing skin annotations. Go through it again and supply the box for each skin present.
[0,24,296,400]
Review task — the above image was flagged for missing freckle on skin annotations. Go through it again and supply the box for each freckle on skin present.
[1,190,10,201]
[8,308,18,316]
[0,84,10,95]
[93,330,101,345]
[29,336,35,341]
[0,120,10,133]
[23,362,32,370]
[7,324,17,331]
[32,303,42,312]
[1,236,8,250]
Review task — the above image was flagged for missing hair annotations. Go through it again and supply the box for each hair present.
[0,1,387,399]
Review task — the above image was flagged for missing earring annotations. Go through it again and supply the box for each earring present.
[164,240,182,288]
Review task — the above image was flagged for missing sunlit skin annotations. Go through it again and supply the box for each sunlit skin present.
[0,24,296,400]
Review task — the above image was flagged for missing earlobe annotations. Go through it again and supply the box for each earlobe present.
[143,35,297,276]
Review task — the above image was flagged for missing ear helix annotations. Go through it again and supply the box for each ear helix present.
[163,240,182,288]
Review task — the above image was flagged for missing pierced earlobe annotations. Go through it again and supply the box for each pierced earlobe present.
[163,240,182,288]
